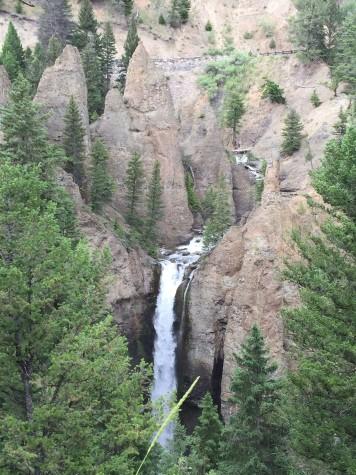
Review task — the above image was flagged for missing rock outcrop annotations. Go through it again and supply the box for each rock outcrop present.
[35,45,91,154]
[57,169,157,363]
[123,43,193,246]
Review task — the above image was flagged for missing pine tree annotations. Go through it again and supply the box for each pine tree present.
[0,162,156,474]
[63,96,86,190]
[333,106,349,137]
[25,43,46,95]
[185,172,201,214]
[280,109,303,156]
[101,22,117,93]
[81,39,104,121]
[284,126,356,473]
[190,393,223,474]
[90,139,114,212]
[221,87,246,145]
[39,0,73,49]
[46,35,63,66]
[145,161,163,245]
[123,0,134,17]
[169,0,181,27]
[219,325,289,475]
[333,10,356,94]
[261,79,286,104]
[79,0,98,34]
[290,0,342,64]
[0,75,62,172]
[178,0,191,24]
[0,22,24,80]
[125,152,144,226]
[203,177,231,249]
[201,186,218,220]
[310,89,321,107]
[122,16,140,70]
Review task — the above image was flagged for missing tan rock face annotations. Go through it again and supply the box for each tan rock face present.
[35,45,91,154]
[123,43,193,246]
[0,66,11,106]
[56,169,157,362]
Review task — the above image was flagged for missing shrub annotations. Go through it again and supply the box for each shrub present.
[243,31,254,39]
[205,20,213,31]
[310,89,321,107]
[15,0,23,14]
[158,14,166,25]
[259,18,275,37]
[261,79,286,104]
[269,38,276,49]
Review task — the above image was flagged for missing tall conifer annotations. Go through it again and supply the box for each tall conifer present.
[81,39,104,120]
[125,152,144,226]
[38,0,73,49]
[101,22,117,93]
[90,139,114,212]
[203,177,231,249]
[145,161,163,245]
[0,22,24,80]
[281,109,303,156]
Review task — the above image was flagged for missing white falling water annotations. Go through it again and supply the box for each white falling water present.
[151,236,204,445]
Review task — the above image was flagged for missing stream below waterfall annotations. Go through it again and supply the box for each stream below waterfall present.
[151,236,204,445]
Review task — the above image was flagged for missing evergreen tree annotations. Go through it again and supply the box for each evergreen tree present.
[0,21,24,80]
[310,89,321,107]
[0,162,156,474]
[125,152,144,226]
[0,75,62,172]
[79,0,98,34]
[201,185,218,221]
[203,177,231,249]
[123,0,134,17]
[46,35,63,66]
[290,0,342,64]
[145,161,163,245]
[185,172,201,214]
[333,10,356,94]
[101,22,117,93]
[284,126,356,474]
[63,96,86,190]
[90,139,114,212]
[190,393,222,474]
[219,325,289,475]
[169,0,181,27]
[333,106,349,137]
[122,16,140,70]
[39,0,73,49]
[81,39,104,121]
[25,43,46,95]
[178,0,191,24]
[159,419,191,475]
[221,88,246,145]
[15,0,23,14]
[261,79,286,104]
[280,109,304,156]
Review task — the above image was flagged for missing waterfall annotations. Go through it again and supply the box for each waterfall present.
[151,236,204,445]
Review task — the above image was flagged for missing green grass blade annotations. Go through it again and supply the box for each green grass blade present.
[135,376,200,475]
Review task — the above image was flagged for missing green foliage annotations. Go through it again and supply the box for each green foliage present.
[159,420,192,475]
[198,50,252,99]
[39,0,73,49]
[185,171,201,214]
[243,31,254,39]
[333,9,356,94]
[46,35,63,66]
[205,20,213,31]
[90,140,114,212]
[221,87,246,143]
[169,0,191,27]
[0,21,24,81]
[15,0,23,14]
[190,393,222,474]
[24,43,46,95]
[281,109,304,156]
[261,79,286,104]
[63,96,86,190]
[333,106,349,136]
[219,326,289,475]
[289,0,343,64]
[101,22,117,93]
[145,161,163,246]
[159,14,166,25]
[79,0,97,34]
[255,159,267,203]
[284,122,356,474]
[81,38,104,121]
[123,0,134,17]
[203,177,231,249]
[313,125,356,220]
[118,16,140,91]
[0,75,62,173]
[269,38,276,49]
[310,89,321,107]
[201,186,218,220]
[259,18,276,37]
[125,152,144,226]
